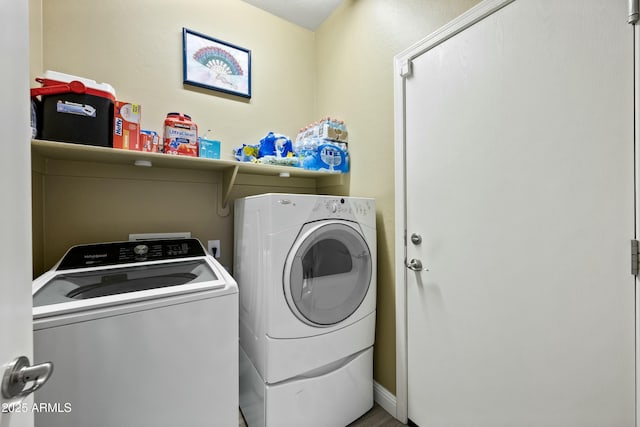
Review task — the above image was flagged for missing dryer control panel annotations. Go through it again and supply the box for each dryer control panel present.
[56,238,207,270]
[309,197,375,224]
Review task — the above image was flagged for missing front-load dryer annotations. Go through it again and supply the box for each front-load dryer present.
[31,238,238,427]
[234,193,376,427]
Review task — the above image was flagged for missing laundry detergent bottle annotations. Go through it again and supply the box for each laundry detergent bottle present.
[163,112,198,156]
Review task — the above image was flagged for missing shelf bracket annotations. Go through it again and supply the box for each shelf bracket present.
[217,165,239,217]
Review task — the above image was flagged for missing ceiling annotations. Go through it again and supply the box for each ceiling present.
[241,0,344,31]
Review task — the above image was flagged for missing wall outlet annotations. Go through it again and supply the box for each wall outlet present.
[208,240,221,258]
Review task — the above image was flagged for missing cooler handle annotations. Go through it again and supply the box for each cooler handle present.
[30,79,86,98]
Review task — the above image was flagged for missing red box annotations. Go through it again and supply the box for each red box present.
[113,102,141,150]
[140,130,160,153]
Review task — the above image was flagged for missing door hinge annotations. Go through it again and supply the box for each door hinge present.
[630,0,639,24]
[632,240,639,275]
[399,58,412,78]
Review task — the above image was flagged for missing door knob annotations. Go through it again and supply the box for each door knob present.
[406,258,428,271]
[2,356,53,400]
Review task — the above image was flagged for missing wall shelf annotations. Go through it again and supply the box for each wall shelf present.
[31,139,345,208]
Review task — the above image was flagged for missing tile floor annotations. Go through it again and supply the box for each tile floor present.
[238,403,406,426]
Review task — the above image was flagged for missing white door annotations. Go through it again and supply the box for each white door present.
[0,1,37,426]
[400,0,635,425]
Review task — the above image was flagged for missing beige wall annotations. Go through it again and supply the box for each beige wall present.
[30,0,318,275]
[315,0,481,393]
[36,0,315,156]
[31,157,320,276]
[30,0,481,398]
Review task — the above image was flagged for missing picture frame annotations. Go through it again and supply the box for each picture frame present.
[182,28,251,99]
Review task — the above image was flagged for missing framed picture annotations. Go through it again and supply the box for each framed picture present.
[182,28,251,98]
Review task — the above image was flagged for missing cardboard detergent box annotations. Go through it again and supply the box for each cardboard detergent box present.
[113,102,141,150]
[199,138,221,159]
[140,130,160,152]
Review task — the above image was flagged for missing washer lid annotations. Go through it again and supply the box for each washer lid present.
[284,221,372,327]
[33,259,219,307]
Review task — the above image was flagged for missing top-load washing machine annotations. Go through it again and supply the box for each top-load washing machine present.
[234,193,376,427]
[31,238,238,427]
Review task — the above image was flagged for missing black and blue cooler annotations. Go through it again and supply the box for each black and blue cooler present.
[31,71,116,147]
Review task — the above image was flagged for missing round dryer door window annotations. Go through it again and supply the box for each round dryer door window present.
[284,221,372,326]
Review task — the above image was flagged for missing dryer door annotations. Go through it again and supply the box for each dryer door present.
[284,221,372,327]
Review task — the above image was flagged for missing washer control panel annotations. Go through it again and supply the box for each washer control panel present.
[56,238,207,270]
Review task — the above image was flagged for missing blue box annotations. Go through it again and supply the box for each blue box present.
[300,143,349,173]
[199,138,221,159]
